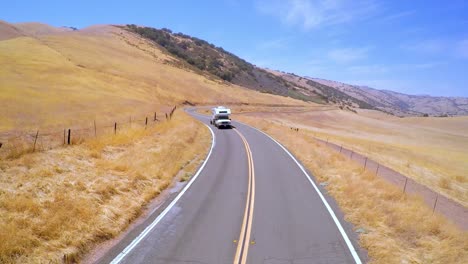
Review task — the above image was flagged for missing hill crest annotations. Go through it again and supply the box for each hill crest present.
[309,77,468,116]
[2,20,466,117]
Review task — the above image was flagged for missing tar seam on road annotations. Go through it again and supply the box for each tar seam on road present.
[245,125,363,264]
[109,124,216,264]
[233,128,256,264]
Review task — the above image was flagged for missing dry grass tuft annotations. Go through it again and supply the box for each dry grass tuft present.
[4,138,33,159]
[0,111,210,263]
[238,116,468,264]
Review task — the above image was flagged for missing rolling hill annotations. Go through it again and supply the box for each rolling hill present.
[266,69,376,110]
[1,19,466,136]
[0,20,25,40]
[0,21,304,133]
[124,24,468,117]
[1,19,467,264]
[310,78,468,116]
[124,25,326,103]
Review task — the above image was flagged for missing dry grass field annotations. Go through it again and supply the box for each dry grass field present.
[237,115,468,263]
[0,111,211,263]
[2,21,467,263]
[238,108,468,207]
[0,24,303,133]
[0,22,308,263]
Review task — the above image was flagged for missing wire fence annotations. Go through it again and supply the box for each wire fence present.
[0,106,177,159]
[308,135,468,230]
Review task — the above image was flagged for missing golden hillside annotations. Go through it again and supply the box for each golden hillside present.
[0,22,304,133]
[1,21,466,264]
[0,21,307,262]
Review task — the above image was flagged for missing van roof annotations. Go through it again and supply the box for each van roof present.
[212,107,231,115]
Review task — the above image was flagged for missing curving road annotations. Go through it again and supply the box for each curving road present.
[96,110,366,264]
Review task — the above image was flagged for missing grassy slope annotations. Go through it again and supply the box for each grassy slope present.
[2,21,466,263]
[0,112,210,263]
[238,108,468,206]
[124,25,325,103]
[0,24,307,263]
[238,115,468,264]
[0,25,303,133]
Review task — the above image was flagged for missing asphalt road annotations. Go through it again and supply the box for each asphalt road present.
[96,110,366,264]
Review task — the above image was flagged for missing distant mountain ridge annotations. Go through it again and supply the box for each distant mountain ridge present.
[309,78,468,116]
[0,20,73,40]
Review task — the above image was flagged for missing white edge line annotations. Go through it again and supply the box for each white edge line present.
[110,123,216,264]
[245,125,363,264]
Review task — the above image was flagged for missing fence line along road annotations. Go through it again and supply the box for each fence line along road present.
[307,135,467,230]
[0,107,177,158]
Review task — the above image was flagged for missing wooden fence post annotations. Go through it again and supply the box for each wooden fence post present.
[433,194,439,214]
[364,157,368,169]
[67,129,71,145]
[114,122,117,135]
[165,113,168,120]
[154,112,157,121]
[0,142,2,149]
[145,117,148,129]
[376,164,380,175]
[403,177,408,193]
[33,130,39,152]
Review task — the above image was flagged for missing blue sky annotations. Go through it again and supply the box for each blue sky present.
[3,0,468,96]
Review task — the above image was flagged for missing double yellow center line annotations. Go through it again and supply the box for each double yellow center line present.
[233,129,256,264]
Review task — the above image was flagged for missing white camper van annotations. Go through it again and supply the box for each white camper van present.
[210,106,232,128]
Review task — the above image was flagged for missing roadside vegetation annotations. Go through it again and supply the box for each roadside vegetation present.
[0,111,211,263]
[238,108,468,207]
[3,20,466,263]
[237,115,468,264]
[0,23,305,263]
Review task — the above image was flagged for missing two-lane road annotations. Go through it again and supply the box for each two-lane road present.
[96,111,366,264]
